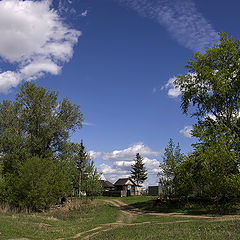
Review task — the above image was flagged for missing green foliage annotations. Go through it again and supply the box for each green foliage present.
[82,160,103,198]
[159,139,183,197]
[174,32,240,128]
[130,153,147,185]
[4,157,68,210]
[192,123,240,200]
[170,32,240,204]
[0,82,84,209]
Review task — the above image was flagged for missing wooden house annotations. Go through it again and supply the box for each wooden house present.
[100,180,115,192]
[114,178,141,197]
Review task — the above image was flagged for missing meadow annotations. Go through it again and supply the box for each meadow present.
[0,196,240,240]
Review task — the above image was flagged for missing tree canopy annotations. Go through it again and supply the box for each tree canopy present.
[174,32,240,130]
[0,82,83,174]
[0,82,101,210]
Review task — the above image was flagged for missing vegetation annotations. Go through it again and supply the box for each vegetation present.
[159,138,183,198]
[0,197,239,240]
[0,82,102,210]
[158,32,240,206]
[91,220,240,240]
[130,153,147,185]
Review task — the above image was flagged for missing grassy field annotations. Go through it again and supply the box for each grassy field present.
[0,197,239,240]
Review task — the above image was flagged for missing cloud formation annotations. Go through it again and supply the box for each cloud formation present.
[0,0,81,93]
[117,0,219,51]
[89,150,102,160]
[98,143,162,187]
[161,76,181,98]
[102,142,161,161]
[179,125,193,138]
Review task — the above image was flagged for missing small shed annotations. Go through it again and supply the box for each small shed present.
[114,178,141,197]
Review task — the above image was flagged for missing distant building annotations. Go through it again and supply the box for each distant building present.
[100,177,142,197]
[114,178,141,197]
[100,180,115,192]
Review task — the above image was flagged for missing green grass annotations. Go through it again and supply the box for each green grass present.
[90,220,240,240]
[0,200,119,240]
[132,213,202,224]
[118,196,240,215]
[0,197,240,240]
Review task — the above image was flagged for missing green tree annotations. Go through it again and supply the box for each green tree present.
[191,122,240,201]
[72,140,90,197]
[173,31,240,202]
[131,153,147,186]
[159,139,183,198]
[174,32,240,130]
[82,160,103,199]
[0,82,84,209]
[0,82,83,174]
[5,157,68,210]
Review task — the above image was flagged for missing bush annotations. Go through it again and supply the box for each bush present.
[4,157,69,210]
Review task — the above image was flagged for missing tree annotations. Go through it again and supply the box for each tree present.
[73,140,91,197]
[0,82,83,174]
[174,32,240,131]
[191,122,240,201]
[159,139,183,198]
[81,160,103,199]
[131,153,147,186]
[0,82,84,209]
[5,157,68,210]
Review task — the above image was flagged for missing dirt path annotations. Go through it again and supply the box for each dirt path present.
[54,199,240,240]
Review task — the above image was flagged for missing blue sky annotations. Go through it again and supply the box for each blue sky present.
[0,0,239,187]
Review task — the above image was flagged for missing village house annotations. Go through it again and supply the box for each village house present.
[100,177,142,197]
[114,178,141,197]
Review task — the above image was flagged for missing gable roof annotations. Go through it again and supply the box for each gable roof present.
[114,178,136,186]
[100,180,114,188]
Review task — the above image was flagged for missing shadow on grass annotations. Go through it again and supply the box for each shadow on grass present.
[126,198,240,215]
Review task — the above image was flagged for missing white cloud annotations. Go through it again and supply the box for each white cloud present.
[0,0,81,93]
[162,76,181,98]
[97,143,162,187]
[82,122,96,127]
[81,10,88,17]
[117,0,219,51]
[102,142,161,161]
[89,150,102,160]
[179,125,193,138]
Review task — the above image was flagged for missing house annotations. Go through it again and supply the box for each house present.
[114,178,141,197]
[100,180,115,192]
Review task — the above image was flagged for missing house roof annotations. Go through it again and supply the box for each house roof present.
[100,180,114,188]
[114,178,136,186]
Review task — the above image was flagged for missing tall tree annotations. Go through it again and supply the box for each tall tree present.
[0,82,84,209]
[159,139,183,197]
[74,140,90,197]
[0,82,83,174]
[174,32,240,130]
[131,153,147,186]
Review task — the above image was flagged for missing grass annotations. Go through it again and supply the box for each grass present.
[119,196,240,215]
[90,220,240,240]
[0,199,119,240]
[0,197,240,239]
[132,213,201,224]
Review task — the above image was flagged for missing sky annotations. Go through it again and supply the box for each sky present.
[0,0,239,187]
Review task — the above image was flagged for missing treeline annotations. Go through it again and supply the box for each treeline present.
[0,83,102,211]
[159,32,240,204]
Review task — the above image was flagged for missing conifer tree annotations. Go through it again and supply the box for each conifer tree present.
[130,153,147,185]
